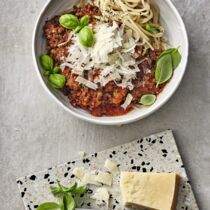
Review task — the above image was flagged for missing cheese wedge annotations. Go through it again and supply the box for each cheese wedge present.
[120,172,180,210]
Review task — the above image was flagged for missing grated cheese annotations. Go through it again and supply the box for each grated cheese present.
[76,76,98,90]
[121,93,133,110]
[60,22,139,90]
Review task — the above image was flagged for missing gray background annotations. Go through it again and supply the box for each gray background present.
[0,0,209,209]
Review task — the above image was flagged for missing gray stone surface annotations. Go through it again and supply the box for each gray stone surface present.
[0,0,209,209]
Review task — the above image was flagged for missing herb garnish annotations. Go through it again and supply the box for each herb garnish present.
[155,48,182,86]
[40,55,66,89]
[59,14,94,48]
[37,181,87,210]
[139,94,157,106]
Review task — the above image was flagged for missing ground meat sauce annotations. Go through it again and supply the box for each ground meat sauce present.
[43,4,165,116]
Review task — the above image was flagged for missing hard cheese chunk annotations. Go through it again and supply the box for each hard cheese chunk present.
[120,172,180,210]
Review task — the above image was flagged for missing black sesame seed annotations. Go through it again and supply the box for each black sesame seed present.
[132,166,137,170]
[64,172,68,177]
[34,205,38,209]
[141,161,145,166]
[71,174,75,178]
[131,159,134,164]
[123,151,127,155]
[137,166,140,171]
[109,154,113,158]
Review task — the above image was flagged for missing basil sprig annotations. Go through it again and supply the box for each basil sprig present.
[78,26,94,48]
[155,48,182,86]
[40,54,66,89]
[37,181,87,210]
[59,14,94,48]
[139,94,157,106]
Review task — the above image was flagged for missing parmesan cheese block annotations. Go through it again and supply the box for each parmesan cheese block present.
[120,172,180,210]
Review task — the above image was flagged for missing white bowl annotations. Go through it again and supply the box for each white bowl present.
[33,0,188,125]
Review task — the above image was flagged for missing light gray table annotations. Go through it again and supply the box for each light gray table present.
[0,0,209,209]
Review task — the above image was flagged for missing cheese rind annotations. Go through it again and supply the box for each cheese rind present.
[120,172,180,210]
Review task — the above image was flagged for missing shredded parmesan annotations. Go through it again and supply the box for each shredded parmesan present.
[60,22,139,90]
[76,76,98,90]
[121,94,133,110]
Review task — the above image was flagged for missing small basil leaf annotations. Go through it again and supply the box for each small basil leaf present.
[52,66,60,74]
[64,182,78,193]
[78,26,94,48]
[73,26,83,34]
[59,14,79,30]
[40,55,54,71]
[145,23,158,34]
[48,74,66,89]
[61,194,76,210]
[158,48,181,70]
[71,185,87,195]
[50,186,61,195]
[155,54,173,86]
[80,15,89,27]
[139,94,157,106]
[171,49,181,69]
[37,202,60,210]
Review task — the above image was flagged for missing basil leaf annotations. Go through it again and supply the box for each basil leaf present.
[71,185,87,195]
[52,66,60,74]
[61,194,76,210]
[158,48,181,69]
[50,186,61,195]
[40,55,54,71]
[48,74,66,89]
[73,26,83,34]
[155,54,173,86]
[139,94,157,106]
[171,49,181,69]
[59,14,79,30]
[78,26,94,48]
[80,15,89,27]
[145,23,158,34]
[37,202,60,210]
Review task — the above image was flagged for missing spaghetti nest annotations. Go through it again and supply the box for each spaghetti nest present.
[93,0,164,53]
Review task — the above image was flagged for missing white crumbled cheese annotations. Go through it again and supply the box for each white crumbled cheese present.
[92,187,110,207]
[104,159,119,174]
[121,93,133,110]
[78,151,86,159]
[82,174,101,186]
[60,22,139,90]
[76,76,98,90]
[96,172,113,186]
[72,167,85,180]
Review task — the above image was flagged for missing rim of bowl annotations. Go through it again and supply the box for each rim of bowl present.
[32,0,189,126]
